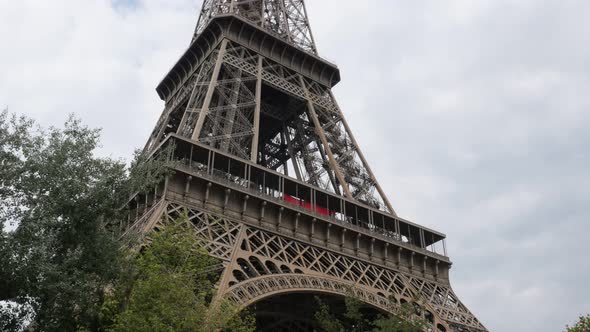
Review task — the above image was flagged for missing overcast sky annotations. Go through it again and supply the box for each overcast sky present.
[1,1,589,331]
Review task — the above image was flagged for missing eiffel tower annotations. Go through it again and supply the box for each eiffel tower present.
[127,1,488,331]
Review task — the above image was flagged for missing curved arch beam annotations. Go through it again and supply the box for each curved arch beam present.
[222,273,450,331]
[224,273,395,313]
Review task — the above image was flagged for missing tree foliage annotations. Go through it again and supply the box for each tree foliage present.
[371,302,426,332]
[315,297,345,332]
[0,111,167,331]
[566,314,590,332]
[314,295,427,332]
[0,110,255,331]
[105,216,255,332]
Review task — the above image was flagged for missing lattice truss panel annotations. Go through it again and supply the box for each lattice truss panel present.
[195,44,259,160]
[223,41,392,212]
[136,201,243,261]
[144,49,220,152]
[145,39,392,213]
[193,0,317,54]
[177,51,220,140]
[139,202,485,332]
[233,227,486,331]
[302,77,389,211]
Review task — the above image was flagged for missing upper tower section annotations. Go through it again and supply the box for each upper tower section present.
[192,0,317,55]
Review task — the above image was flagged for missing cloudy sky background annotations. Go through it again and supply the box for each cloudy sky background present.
[1,0,589,330]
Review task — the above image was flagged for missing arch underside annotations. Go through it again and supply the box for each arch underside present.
[224,273,450,331]
[225,273,394,312]
[249,292,381,332]
[131,200,486,332]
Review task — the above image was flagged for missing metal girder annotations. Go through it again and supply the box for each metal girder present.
[137,2,488,331]
[129,200,487,332]
[193,0,317,55]
[147,37,395,213]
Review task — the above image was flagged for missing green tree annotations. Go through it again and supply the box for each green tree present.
[314,295,427,332]
[0,110,168,331]
[315,296,344,332]
[566,314,590,332]
[108,216,255,332]
[372,302,426,332]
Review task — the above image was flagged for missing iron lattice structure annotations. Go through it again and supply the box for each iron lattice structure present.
[133,1,488,331]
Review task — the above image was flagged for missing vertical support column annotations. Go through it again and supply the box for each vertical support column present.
[184,175,192,197]
[283,125,303,181]
[204,182,212,205]
[250,55,264,162]
[192,39,228,141]
[420,229,426,249]
[241,195,249,218]
[293,212,300,234]
[259,201,267,225]
[277,0,293,43]
[299,0,318,54]
[214,224,248,303]
[299,75,353,199]
[280,131,289,176]
[327,91,396,215]
[277,206,284,231]
[435,260,440,280]
[177,64,206,135]
[223,189,231,213]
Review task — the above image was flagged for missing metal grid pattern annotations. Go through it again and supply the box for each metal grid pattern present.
[145,39,395,214]
[135,201,486,332]
[136,1,489,331]
[193,0,317,54]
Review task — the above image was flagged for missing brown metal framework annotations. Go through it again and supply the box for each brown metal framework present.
[193,0,317,54]
[134,1,488,331]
